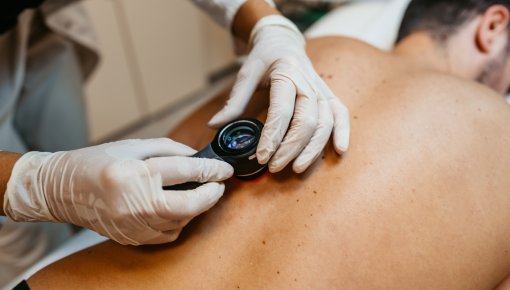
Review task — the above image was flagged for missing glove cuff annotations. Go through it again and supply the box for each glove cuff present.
[4,151,57,222]
[249,15,305,48]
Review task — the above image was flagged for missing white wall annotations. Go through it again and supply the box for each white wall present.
[82,0,236,142]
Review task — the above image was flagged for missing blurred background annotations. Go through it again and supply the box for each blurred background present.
[82,0,339,144]
[82,0,237,143]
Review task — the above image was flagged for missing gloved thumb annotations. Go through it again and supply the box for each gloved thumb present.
[208,59,266,128]
[158,182,225,218]
[145,156,233,186]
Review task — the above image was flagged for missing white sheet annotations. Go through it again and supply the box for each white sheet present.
[2,230,107,290]
[306,0,411,50]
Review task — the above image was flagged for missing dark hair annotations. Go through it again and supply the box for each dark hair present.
[397,0,510,43]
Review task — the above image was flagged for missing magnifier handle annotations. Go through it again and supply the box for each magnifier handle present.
[163,144,223,191]
[192,143,222,160]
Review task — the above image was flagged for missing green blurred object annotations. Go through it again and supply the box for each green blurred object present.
[274,1,337,31]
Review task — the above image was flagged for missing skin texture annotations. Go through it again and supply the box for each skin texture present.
[0,152,22,216]
[27,35,510,289]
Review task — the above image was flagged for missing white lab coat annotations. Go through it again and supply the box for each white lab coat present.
[306,0,411,50]
[0,1,98,287]
[0,1,98,153]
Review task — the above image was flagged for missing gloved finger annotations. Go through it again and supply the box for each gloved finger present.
[256,73,296,164]
[104,225,145,246]
[107,218,185,245]
[268,91,318,173]
[148,217,191,232]
[106,138,197,160]
[157,182,225,219]
[327,93,350,154]
[314,74,350,153]
[292,95,334,173]
[208,59,267,128]
[141,229,182,244]
[145,156,233,186]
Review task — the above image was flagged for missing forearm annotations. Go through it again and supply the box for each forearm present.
[191,0,278,43]
[232,0,279,43]
[0,151,22,215]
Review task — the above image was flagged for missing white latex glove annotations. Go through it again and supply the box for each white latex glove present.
[208,15,350,174]
[4,138,233,245]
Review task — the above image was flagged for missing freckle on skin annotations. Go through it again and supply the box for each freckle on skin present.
[296,199,300,202]
[277,271,280,275]
[327,75,333,79]
[313,190,317,194]
[262,240,266,245]
[353,116,358,120]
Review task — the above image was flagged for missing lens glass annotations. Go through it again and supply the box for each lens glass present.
[223,126,257,151]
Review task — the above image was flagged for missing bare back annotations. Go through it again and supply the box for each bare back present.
[29,37,510,289]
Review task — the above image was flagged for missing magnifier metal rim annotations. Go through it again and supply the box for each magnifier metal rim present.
[217,119,261,154]
[235,165,267,178]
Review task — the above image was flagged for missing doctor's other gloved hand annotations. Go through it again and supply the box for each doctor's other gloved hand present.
[3,138,233,245]
[209,15,350,174]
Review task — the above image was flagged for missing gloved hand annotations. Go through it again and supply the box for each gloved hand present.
[209,15,350,174]
[4,138,233,245]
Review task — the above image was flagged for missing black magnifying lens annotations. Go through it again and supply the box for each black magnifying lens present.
[164,118,267,191]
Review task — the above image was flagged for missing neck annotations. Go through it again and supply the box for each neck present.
[393,33,455,75]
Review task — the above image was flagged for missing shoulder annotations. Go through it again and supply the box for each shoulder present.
[307,36,374,48]
[395,72,509,128]
[306,36,385,61]
[353,71,510,164]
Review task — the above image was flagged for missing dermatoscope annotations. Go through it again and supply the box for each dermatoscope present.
[164,118,267,190]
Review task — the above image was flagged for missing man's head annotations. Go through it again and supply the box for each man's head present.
[397,0,510,94]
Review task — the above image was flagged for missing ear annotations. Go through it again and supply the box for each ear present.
[476,5,510,53]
